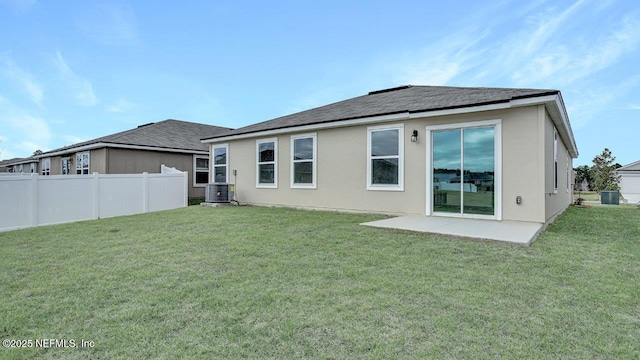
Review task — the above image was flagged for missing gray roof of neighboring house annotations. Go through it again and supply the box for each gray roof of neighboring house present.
[202,85,560,140]
[41,119,232,156]
[2,157,38,166]
[618,160,640,172]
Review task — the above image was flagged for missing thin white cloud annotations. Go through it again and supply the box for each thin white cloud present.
[62,135,88,144]
[107,98,134,113]
[629,104,640,110]
[54,51,98,106]
[507,8,640,87]
[522,0,588,54]
[392,28,490,86]
[1,58,44,105]
[5,114,52,153]
[566,75,640,129]
[0,0,36,14]
[388,1,640,92]
[569,12,640,82]
[75,2,139,46]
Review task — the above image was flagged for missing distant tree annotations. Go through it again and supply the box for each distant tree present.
[590,148,620,192]
[33,149,43,156]
[574,165,592,190]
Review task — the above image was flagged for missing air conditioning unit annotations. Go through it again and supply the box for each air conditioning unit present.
[205,183,234,203]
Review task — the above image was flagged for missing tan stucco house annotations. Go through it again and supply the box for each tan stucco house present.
[202,85,578,226]
[34,119,232,199]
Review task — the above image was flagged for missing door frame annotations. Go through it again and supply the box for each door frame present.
[426,119,502,220]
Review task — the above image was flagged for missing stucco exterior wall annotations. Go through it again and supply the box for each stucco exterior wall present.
[39,148,206,198]
[91,148,107,174]
[543,110,573,222]
[106,148,204,198]
[219,105,571,223]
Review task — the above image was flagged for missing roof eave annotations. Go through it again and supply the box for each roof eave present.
[36,142,209,158]
[202,92,579,155]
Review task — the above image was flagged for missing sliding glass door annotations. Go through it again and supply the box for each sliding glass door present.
[431,124,496,217]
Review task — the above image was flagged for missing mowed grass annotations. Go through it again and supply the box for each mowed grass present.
[1,205,639,359]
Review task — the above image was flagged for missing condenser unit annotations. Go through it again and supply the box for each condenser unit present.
[205,183,234,203]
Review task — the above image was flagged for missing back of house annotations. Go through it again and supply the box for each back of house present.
[202,85,578,226]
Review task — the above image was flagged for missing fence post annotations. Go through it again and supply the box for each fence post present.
[143,172,149,213]
[93,172,100,219]
[30,173,38,227]
[183,171,188,207]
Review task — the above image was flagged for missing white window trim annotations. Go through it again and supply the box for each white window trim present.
[41,158,51,175]
[290,133,317,189]
[367,123,404,191]
[76,152,90,175]
[193,155,211,188]
[210,143,229,184]
[426,119,502,221]
[554,127,558,194]
[256,138,278,189]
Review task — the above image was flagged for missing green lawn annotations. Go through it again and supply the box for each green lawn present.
[1,205,639,359]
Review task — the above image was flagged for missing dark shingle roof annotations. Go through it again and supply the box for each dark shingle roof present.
[43,119,232,155]
[203,85,559,140]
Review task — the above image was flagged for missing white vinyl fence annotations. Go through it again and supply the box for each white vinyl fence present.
[0,172,188,232]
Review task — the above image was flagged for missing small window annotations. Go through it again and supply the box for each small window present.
[76,152,90,175]
[256,138,277,188]
[212,144,229,183]
[367,124,404,191]
[194,156,210,186]
[291,133,317,189]
[41,158,51,176]
[61,157,71,175]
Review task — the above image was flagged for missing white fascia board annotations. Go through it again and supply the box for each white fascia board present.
[37,142,208,158]
[540,95,579,159]
[618,160,640,171]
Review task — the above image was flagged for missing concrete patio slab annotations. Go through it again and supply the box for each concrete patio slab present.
[361,216,544,245]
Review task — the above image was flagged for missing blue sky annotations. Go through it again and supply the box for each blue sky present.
[0,0,638,167]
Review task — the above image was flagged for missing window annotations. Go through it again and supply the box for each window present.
[212,144,229,183]
[76,152,90,174]
[194,156,210,186]
[554,127,558,193]
[367,124,404,191]
[566,153,570,192]
[61,157,71,175]
[31,163,38,174]
[291,133,317,189]
[256,138,277,188]
[41,158,51,175]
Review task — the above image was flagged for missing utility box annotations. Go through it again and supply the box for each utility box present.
[600,191,620,205]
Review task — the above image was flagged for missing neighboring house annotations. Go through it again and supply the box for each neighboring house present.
[202,85,578,227]
[2,157,39,174]
[35,119,232,199]
[0,158,18,173]
[617,160,640,204]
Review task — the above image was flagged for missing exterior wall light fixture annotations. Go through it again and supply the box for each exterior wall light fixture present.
[411,130,418,142]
